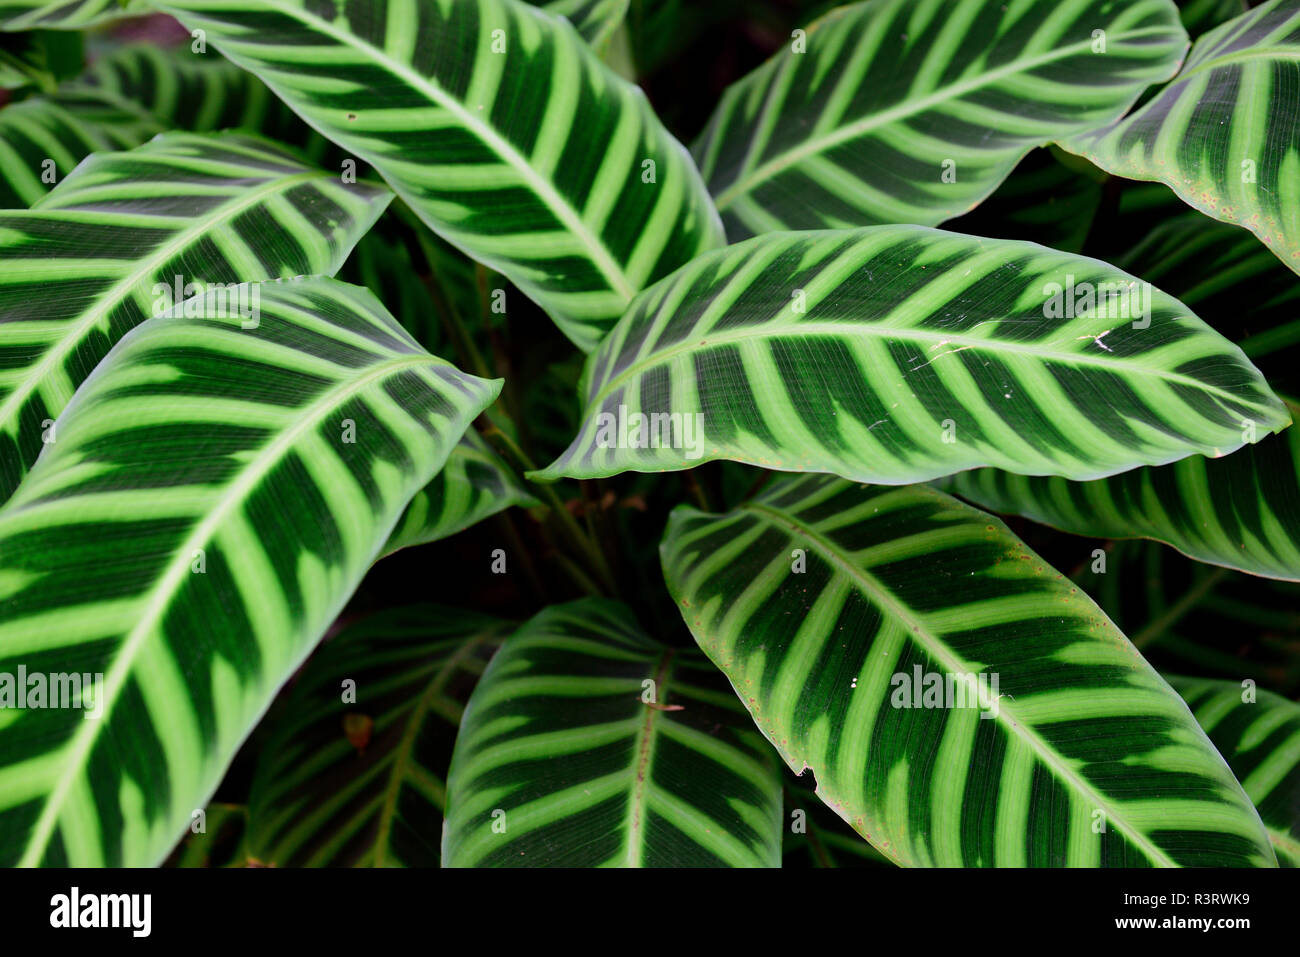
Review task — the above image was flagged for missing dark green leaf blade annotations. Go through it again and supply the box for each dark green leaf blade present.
[949,411,1300,581]
[542,0,627,51]
[77,43,336,161]
[0,130,391,501]
[1173,676,1300,866]
[1116,212,1300,394]
[0,0,143,29]
[1062,0,1300,275]
[660,474,1276,866]
[1177,0,1250,36]
[536,226,1288,485]
[0,276,501,866]
[247,606,510,867]
[0,43,336,209]
[151,0,726,350]
[383,430,537,557]
[0,87,162,208]
[441,598,783,867]
[695,0,1187,238]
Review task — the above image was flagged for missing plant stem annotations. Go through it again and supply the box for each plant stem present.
[479,420,617,595]
[410,229,492,381]
[491,512,544,604]
[1131,566,1228,650]
[683,469,712,512]
[581,478,626,588]
[552,552,603,598]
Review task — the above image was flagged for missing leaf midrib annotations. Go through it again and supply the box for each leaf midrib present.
[620,648,674,867]
[589,318,1260,413]
[740,496,1179,868]
[1269,826,1300,863]
[18,350,439,866]
[1178,45,1300,83]
[712,26,1175,211]
[372,632,494,866]
[0,168,326,434]
[60,81,169,130]
[230,0,637,304]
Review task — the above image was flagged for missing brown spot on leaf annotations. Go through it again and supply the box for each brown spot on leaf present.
[343,712,373,752]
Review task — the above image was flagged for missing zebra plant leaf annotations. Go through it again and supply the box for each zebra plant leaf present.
[1084,541,1300,692]
[0,0,143,29]
[660,474,1276,866]
[1177,0,1250,36]
[167,802,249,867]
[78,44,336,162]
[151,0,726,351]
[1117,212,1300,394]
[0,88,162,208]
[1062,0,1300,276]
[542,0,628,51]
[783,781,894,868]
[1172,676,1300,866]
[693,0,1187,239]
[247,606,510,867]
[534,226,1288,485]
[943,148,1106,254]
[382,431,537,558]
[0,44,336,210]
[0,130,390,502]
[441,598,783,867]
[950,209,1300,581]
[0,276,500,867]
[950,399,1300,581]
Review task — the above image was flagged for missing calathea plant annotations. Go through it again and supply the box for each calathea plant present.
[0,0,1296,870]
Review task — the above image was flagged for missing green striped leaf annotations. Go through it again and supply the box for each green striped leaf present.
[1083,541,1300,693]
[383,430,537,557]
[1117,212,1300,394]
[441,598,783,867]
[534,226,1288,485]
[338,226,446,351]
[693,0,1187,239]
[0,44,337,210]
[166,802,249,867]
[660,474,1276,866]
[0,87,161,207]
[783,781,894,868]
[0,275,500,866]
[152,0,726,351]
[1173,676,1300,865]
[1177,0,1249,36]
[247,606,509,867]
[0,0,142,29]
[0,130,391,501]
[542,0,628,51]
[949,401,1300,581]
[1062,0,1300,276]
[78,44,335,162]
[944,148,1105,254]
[948,207,1300,580]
